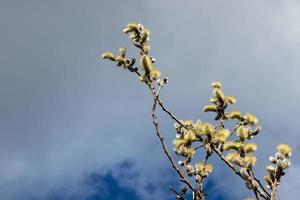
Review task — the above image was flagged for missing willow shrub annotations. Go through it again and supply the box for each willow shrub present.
[102,23,292,200]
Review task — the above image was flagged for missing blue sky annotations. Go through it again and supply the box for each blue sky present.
[0,0,299,199]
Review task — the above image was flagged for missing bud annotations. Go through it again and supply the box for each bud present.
[251,180,259,189]
[245,181,252,189]
[142,44,151,54]
[264,175,273,187]
[281,158,291,170]
[275,152,284,160]
[251,126,261,136]
[269,156,276,163]
[266,165,276,175]
[240,167,250,180]
[178,160,185,166]
[185,164,194,176]
[277,160,284,171]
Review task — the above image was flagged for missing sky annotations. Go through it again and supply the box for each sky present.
[0,0,299,199]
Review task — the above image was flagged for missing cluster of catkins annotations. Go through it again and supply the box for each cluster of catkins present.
[173,119,213,183]
[102,23,161,83]
[264,144,292,189]
[102,23,293,199]
[172,81,292,191]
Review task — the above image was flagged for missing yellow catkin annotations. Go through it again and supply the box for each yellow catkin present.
[213,88,225,102]
[183,130,196,141]
[184,147,195,159]
[228,110,242,120]
[244,142,257,153]
[203,123,215,136]
[244,155,257,168]
[140,28,150,43]
[215,129,231,143]
[240,167,250,180]
[243,113,259,125]
[226,96,236,104]
[277,144,292,157]
[211,81,222,89]
[139,55,153,74]
[236,126,249,141]
[150,69,161,80]
[264,175,273,186]
[102,51,116,61]
[204,164,213,173]
[223,141,241,151]
[226,152,239,161]
[218,128,231,138]
[173,139,186,149]
[203,104,218,112]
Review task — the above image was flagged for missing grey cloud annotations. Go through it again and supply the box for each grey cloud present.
[0,0,299,199]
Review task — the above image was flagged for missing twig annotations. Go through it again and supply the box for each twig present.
[270,177,278,200]
[129,60,268,200]
[213,148,269,200]
[250,169,271,199]
[169,186,186,200]
[150,88,195,192]
[254,189,260,200]
[195,144,205,150]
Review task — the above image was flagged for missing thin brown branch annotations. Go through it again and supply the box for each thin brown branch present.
[169,186,186,200]
[195,144,205,150]
[150,88,195,192]
[156,97,184,126]
[130,61,268,200]
[213,148,269,200]
[250,169,271,199]
[254,189,260,200]
[270,178,278,200]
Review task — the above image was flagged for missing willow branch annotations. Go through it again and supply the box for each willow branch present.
[250,169,271,199]
[270,171,279,200]
[149,87,194,191]
[213,148,269,200]
[254,189,260,200]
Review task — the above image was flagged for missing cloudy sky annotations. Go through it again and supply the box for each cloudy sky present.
[0,0,299,199]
